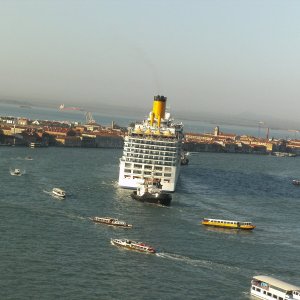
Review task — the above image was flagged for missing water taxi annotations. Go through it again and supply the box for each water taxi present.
[52,188,66,198]
[251,275,300,300]
[89,217,132,228]
[201,218,255,230]
[110,238,156,254]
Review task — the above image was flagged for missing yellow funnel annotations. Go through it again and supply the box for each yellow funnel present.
[152,95,167,127]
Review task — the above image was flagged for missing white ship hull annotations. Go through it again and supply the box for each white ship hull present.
[118,161,181,192]
[118,95,184,193]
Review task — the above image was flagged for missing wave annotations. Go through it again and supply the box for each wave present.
[156,252,240,272]
[64,213,86,221]
[101,180,116,186]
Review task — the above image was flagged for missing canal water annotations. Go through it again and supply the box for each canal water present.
[1,146,299,299]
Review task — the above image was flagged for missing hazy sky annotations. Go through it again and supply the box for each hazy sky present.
[1,0,300,121]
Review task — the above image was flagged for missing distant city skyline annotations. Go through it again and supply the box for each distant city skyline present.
[1,0,300,123]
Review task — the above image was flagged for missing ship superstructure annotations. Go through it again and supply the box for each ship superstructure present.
[118,95,184,192]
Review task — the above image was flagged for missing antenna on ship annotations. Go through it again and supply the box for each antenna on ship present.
[85,112,95,124]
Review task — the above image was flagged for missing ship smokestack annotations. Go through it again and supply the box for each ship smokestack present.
[151,95,167,127]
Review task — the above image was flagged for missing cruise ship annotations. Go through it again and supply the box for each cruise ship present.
[118,95,184,192]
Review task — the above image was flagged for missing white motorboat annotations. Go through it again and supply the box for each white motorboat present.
[292,179,300,186]
[11,168,22,176]
[52,188,66,198]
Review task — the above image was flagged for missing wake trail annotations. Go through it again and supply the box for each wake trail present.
[156,252,240,272]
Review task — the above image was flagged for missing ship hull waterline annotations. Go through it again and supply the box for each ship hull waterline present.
[130,191,172,206]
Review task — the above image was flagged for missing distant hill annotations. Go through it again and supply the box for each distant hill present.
[2,97,300,131]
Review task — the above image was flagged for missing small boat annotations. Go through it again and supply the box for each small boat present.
[11,168,22,176]
[25,156,33,160]
[131,179,172,206]
[110,238,156,254]
[89,217,132,228]
[272,152,296,157]
[251,275,300,300]
[201,218,256,230]
[29,142,42,148]
[292,179,300,185]
[52,188,66,198]
[181,152,189,165]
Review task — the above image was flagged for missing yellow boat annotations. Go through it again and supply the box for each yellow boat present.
[201,218,255,230]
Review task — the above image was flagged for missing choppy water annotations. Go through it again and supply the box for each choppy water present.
[1,147,300,299]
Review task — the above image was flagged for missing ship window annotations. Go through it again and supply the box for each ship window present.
[165,167,171,171]
[154,173,162,176]
[125,169,131,173]
[164,173,171,177]
[267,292,272,296]
[273,295,277,299]
[125,163,131,167]
[256,288,261,292]
[279,298,283,300]
[263,291,266,294]
[252,287,255,290]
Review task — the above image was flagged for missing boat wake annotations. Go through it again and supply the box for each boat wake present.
[112,181,121,188]
[43,190,66,200]
[156,252,240,271]
[101,180,115,186]
[65,213,86,221]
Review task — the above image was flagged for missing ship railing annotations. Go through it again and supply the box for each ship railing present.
[125,158,175,166]
[126,143,177,150]
[128,138,178,145]
[129,148,177,154]
[129,149,176,156]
